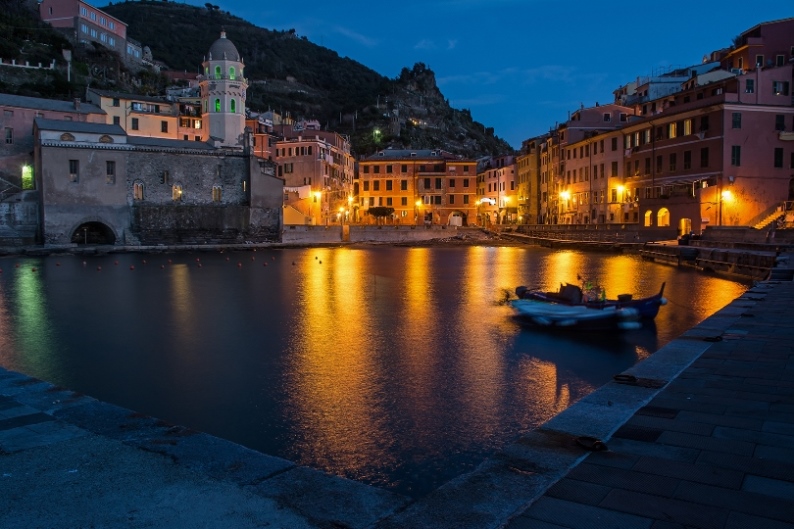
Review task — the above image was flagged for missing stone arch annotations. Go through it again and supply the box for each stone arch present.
[644,210,653,227]
[657,207,671,227]
[60,133,75,141]
[69,218,119,245]
[446,210,466,227]
[99,134,114,143]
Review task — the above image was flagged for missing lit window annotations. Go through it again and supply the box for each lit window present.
[133,182,144,200]
[229,67,235,80]
[212,186,222,202]
[172,184,183,201]
[230,99,236,113]
[21,165,33,190]
[215,66,221,79]
[214,99,220,112]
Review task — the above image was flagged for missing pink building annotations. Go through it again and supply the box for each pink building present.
[39,0,127,59]
[0,93,105,191]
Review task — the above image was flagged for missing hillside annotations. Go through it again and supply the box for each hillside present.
[102,1,512,157]
[0,0,513,157]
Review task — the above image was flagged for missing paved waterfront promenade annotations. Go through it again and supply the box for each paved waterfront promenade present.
[2,270,794,527]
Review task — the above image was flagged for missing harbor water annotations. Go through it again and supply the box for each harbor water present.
[0,246,748,497]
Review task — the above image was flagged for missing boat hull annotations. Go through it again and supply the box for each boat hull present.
[516,283,667,320]
[509,299,641,332]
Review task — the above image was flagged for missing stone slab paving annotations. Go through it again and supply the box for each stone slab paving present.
[506,279,794,529]
[2,274,793,528]
[0,371,409,528]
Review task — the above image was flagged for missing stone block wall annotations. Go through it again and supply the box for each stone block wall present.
[127,150,248,206]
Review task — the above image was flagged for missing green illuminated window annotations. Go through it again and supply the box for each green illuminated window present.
[230,99,236,113]
[229,67,235,80]
[214,99,220,112]
[21,165,33,189]
[214,66,221,79]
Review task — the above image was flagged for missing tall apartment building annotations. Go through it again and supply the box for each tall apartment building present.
[477,155,517,225]
[516,138,543,224]
[271,123,354,225]
[358,149,477,226]
[39,0,128,60]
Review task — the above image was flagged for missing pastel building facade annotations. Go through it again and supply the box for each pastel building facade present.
[358,149,477,226]
[39,0,127,59]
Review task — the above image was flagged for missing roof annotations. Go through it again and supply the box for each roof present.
[208,31,240,62]
[0,94,104,115]
[127,136,216,151]
[34,118,125,135]
[86,88,170,105]
[363,149,460,161]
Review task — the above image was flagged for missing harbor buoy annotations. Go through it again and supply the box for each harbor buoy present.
[196,258,200,262]
[251,256,256,261]
[160,264,165,269]
[130,265,135,270]
[263,262,268,267]
[97,266,102,271]
[114,260,119,266]
[167,259,172,264]
[142,260,147,265]
[225,257,230,262]
[237,262,243,267]
[82,261,87,266]
[198,263,202,268]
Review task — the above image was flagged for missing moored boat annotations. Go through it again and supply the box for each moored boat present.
[515,282,667,320]
[509,298,641,332]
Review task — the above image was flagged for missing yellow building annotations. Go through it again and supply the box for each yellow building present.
[86,88,179,140]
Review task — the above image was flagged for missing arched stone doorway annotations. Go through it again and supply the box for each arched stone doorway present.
[71,221,117,245]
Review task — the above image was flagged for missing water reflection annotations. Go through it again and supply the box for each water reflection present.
[287,249,394,483]
[0,248,749,498]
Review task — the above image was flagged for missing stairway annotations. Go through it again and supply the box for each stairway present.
[753,208,784,230]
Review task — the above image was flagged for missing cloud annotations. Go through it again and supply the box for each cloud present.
[414,39,436,50]
[447,39,458,50]
[332,25,378,47]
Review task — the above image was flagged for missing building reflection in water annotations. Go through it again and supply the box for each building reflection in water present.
[0,247,750,497]
[286,249,395,482]
[0,262,56,378]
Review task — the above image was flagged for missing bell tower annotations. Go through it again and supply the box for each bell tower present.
[200,30,247,148]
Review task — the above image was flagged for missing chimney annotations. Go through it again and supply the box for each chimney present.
[73,98,81,110]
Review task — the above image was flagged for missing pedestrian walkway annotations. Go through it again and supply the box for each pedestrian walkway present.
[2,275,793,528]
[507,279,794,529]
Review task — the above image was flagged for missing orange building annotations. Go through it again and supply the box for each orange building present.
[357,149,477,226]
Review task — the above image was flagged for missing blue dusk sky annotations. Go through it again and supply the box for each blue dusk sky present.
[179,0,792,149]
